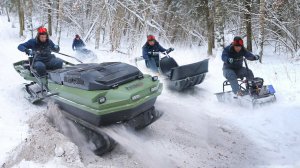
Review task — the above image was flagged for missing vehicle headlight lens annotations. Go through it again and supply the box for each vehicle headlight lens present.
[152,76,158,81]
[150,85,159,92]
[131,94,141,101]
[98,97,106,104]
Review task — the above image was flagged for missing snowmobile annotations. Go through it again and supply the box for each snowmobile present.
[135,51,209,91]
[215,59,276,108]
[75,48,97,61]
[13,53,163,155]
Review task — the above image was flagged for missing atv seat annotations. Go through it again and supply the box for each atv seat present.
[22,60,52,78]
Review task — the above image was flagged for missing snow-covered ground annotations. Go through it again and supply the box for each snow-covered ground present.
[0,15,300,168]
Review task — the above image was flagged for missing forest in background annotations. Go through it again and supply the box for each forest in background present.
[0,0,299,61]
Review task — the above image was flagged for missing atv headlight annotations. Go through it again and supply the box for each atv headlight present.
[98,97,106,104]
[150,85,159,92]
[131,94,141,101]
[152,76,158,81]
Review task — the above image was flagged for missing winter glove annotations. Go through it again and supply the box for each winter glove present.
[254,55,260,60]
[25,49,33,56]
[228,58,234,64]
[166,47,174,54]
[52,45,60,52]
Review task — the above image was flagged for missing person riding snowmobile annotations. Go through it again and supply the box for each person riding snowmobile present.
[142,35,174,72]
[72,34,95,58]
[18,27,62,76]
[72,34,86,51]
[221,36,260,96]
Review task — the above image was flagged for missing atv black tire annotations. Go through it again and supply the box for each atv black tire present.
[89,130,116,156]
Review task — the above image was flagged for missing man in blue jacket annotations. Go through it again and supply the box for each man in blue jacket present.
[142,35,173,72]
[72,34,85,51]
[221,36,260,96]
[18,27,62,76]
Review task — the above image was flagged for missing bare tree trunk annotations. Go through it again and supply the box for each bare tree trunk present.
[273,0,286,38]
[245,0,253,51]
[28,0,34,38]
[57,0,63,45]
[102,27,106,44]
[215,0,225,48]
[5,7,10,22]
[95,21,101,49]
[258,0,265,63]
[204,0,213,55]
[102,14,108,44]
[171,25,179,44]
[94,3,105,49]
[17,0,24,37]
[55,0,59,35]
[159,0,172,37]
[212,19,215,49]
[110,4,125,51]
[47,0,52,36]
[21,1,24,31]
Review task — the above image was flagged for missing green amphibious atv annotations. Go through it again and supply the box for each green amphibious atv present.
[13,56,163,155]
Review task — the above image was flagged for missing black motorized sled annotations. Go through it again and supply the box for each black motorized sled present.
[75,48,97,60]
[135,51,209,91]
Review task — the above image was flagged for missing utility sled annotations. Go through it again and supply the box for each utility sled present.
[135,51,209,91]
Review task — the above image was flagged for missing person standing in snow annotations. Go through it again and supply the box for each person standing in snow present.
[142,35,174,72]
[72,34,86,51]
[18,27,63,76]
[221,36,260,96]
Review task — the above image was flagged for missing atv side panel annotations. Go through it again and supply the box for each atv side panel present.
[55,98,157,126]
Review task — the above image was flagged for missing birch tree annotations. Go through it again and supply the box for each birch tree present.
[28,0,33,38]
[56,0,63,45]
[258,0,266,63]
[47,0,52,36]
[215,0,224,49]
[17,0,24,37]
[244,0,252,51]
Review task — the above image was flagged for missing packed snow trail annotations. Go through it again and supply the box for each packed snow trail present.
[0,15,300,168]
[0,16,45,164]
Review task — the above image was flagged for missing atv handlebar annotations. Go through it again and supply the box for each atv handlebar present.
[55,52,83,63]
[148,51,160,55]
[148,48,174,57]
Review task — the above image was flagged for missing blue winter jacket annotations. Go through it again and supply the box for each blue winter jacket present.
[142,41,167,60]
[72,38,85,50]
[221,44,256,69]
[18,38,59,62]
